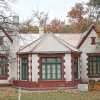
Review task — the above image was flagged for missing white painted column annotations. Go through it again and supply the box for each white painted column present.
[28,54,32,81]
[64,54,72,81]
[32,54,39,82]
[80,53,88,82]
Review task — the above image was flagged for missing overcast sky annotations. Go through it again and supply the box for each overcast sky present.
[11,0,88,22]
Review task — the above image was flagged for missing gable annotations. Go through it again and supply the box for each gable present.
[79,28,98,53]
[77,25,98,48]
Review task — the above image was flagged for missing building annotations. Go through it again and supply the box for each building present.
[13,25,100,89]
[0,27,19,86]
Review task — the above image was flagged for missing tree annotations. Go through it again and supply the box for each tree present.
[19,10,48,33]
[67,3,89,32]
[44,18,73,33]
[87,0,100,23]
[0,0,18,31]
[87,0,100,49]
[19,19,39,33]
[68,3,87,23]
[46,18,65,33]
[33,10,48,27]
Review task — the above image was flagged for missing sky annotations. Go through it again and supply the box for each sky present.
[11,0,88,22]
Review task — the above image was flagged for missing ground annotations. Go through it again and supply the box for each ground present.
[0,87,100,100]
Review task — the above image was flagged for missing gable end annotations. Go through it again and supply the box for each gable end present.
[77,25,96,48]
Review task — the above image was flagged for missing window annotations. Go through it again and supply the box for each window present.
[0,36,3,45]
[88,56,100,77]
[21,57,28,80]
[0,57,8,76]
[41,57,62,80]
[91,37,96,45]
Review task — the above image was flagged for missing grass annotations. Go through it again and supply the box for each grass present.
[0,87,100,100]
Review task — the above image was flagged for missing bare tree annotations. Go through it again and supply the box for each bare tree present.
[0,0,19,64]
[0,0,18,30]
[33,10,48,27]
[87,0,100,23]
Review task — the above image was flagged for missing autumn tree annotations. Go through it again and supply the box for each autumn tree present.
[67,3,89,33]
[68,3,86,23]
[44,18,65,33]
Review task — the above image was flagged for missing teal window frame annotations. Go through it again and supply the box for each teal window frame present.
[0,57,8,76]
[88,56,100,76]
[21,57,28,80]
[41,57,62,80]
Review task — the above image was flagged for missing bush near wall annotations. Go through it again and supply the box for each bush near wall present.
[89,80,100,91]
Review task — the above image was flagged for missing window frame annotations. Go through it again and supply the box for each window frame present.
[20,56,28,80]
[88,55,100,77]
[41,57,62,80]
[39,54,64,81]
[0,54,9,79]
[91,37,96,45]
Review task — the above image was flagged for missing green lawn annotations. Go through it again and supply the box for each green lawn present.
[0,87,100,100]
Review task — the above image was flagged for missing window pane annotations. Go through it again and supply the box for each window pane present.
[93,62,96,75]
[47,64,51,73]
[57,73,61,79]
[0,67,2,75]
[42,74,46,79]
[0,56,8,76]
[57,69,61,74]
[52,73,56,79]
[57,65,61,73]
[42,65,45,74]
[88,56,100,76]
[47,58,56,63]
[41,57,62,80]
[89,61,93,75]
[21,57,28,80]
[52,64,56,73]
[47,73,51,79]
